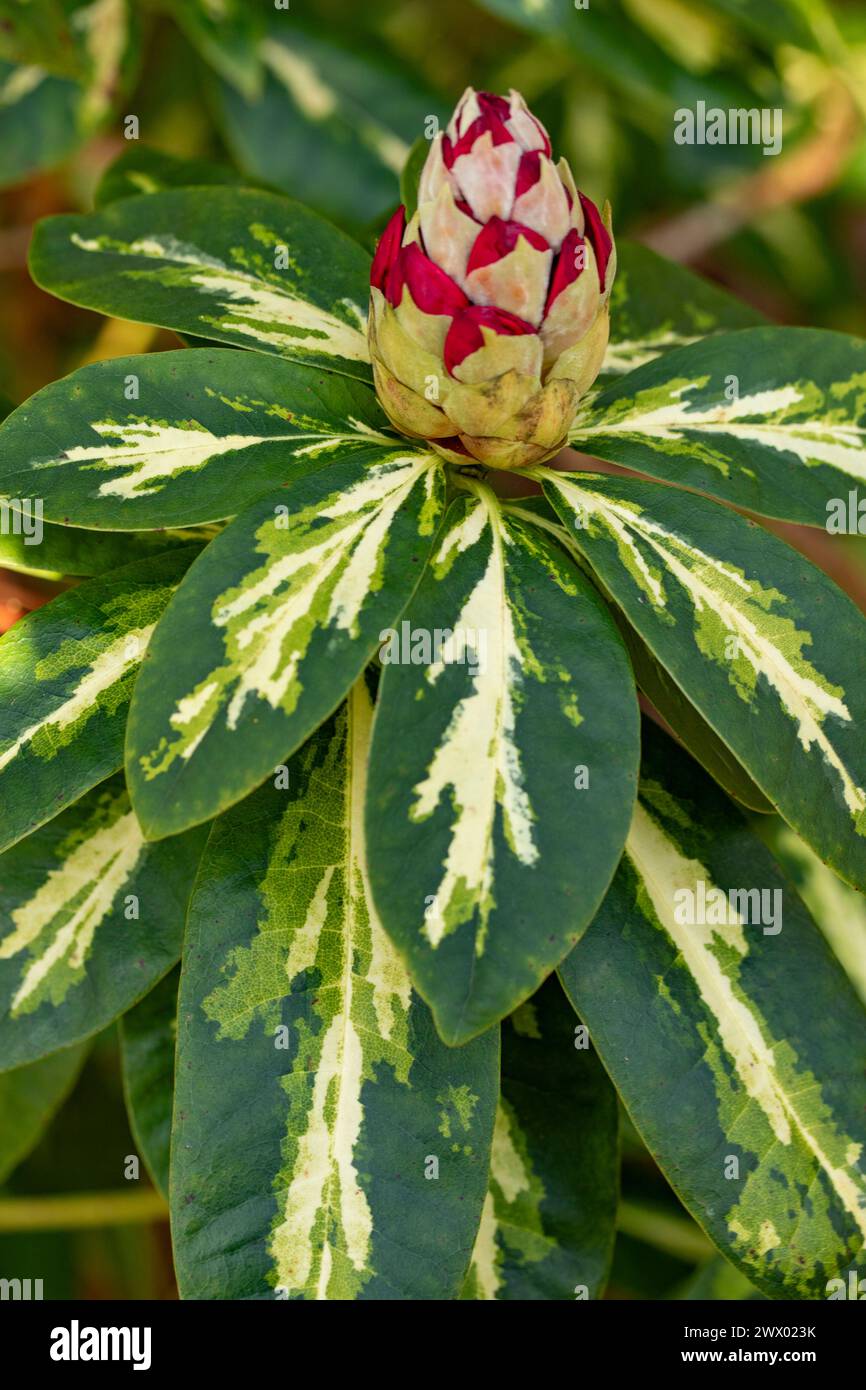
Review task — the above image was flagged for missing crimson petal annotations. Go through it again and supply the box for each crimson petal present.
[544,227,586,316]
[399,242,469,316]
[370,205,406,295]
[578,192,613,291]
[444,304,535,374]
[466,216,549,275]
[515,150,542,199]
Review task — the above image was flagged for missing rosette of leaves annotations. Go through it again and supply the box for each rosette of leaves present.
[0,92,865,1301]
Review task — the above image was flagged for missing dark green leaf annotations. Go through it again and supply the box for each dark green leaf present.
[543,471,866,892]
[0,547,198,855]
[462,977,618,1299]
[30,188,373,381]
[0,775,207,1070]
[127,449,445,838]
[559,722,866,1299]
[0,349,390,528]
[172,686,498,1299]
[119,967,178,1199]
[366,481,639,1043]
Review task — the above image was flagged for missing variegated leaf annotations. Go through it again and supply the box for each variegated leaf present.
[0,1043,88,1183]
[119,967,178,1199]
[603,241,764,382]
[29,187,372,381]
[0,519,219,581]
[212,24,449,226]
[0,1,135,186]
[0,775,207,1071]
[172,684,498,1300]
[95,144,245,207]
[462,976,618,1300]
[753,818,866,1008]
[0,60,79,186]
[127,448,445,839]
[366,481,639,1044]
[542,471,866,893]
[504,494,772,814]
[618,622,773,814]
[559,723,866,1300]
[168,0,264,100]
[571,327,866,526]
[0,349,391,528]
[0,547,198,855]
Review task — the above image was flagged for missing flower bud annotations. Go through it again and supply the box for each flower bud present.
[368,87,615,469]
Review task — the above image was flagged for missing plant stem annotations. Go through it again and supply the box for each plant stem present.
[0,1189,168,1231]
[617,1200,713,1263]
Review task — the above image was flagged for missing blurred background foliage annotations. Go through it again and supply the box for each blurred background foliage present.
[0,0,864,1300]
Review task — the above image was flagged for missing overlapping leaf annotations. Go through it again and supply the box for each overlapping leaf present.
[543,471,866,892]
[0,775,207,1071]
[0,547,198,854]
[753,818,866,1007]
[96,145,244,208]
[0,1043,88,1183]
[127,448,445,838]
[172,684,498,1300]
[29,188,373,381]
[570,327,866,525]
[503,493,772,813]
[366,481,639,1044]
[559,724,866,1299]
[603,241,764,382]
[169,0,264,100]
[120,967,178,1198]
[462,977,618,1300]
[0,349,392,528]
[0,0,136,187]
[212,24,448,226]
[0,519,219,581]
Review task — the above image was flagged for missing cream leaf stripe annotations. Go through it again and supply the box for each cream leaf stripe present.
[411,483,538,948]
[546,474,866,827]
[68,230,370,363]
[626,799,866,1242]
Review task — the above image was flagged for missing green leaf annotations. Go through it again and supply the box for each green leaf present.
[504,492,772,813]
[168,0,264,100]
[0,1043,88,1183]
[95,145,244,207]
[0,774,207,1071]
[698,0,817,49]
[171,683,498,1300]
[603,241,764,382]
[572,326,866,526]
[0,349,390,529]
[366,480,639,1044]
[477,0,771,139]
[212,25,447,226]
[119,967,178,1199]
[400,135,428,222]
[0,1,86,78]
[752,817,866,1008]
[559,723,866,1300]
[29,187,373,381]
[0,519,219,581]
[543,470,866,892]
[127,448,445,839]
[462,977,618,1300]
[0,61,80,186]
[618,623,773,813]
[0,2,136,187]
[0,547,198,855]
